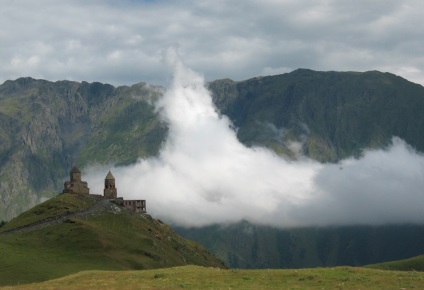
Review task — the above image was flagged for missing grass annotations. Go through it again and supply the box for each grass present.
[366,254,424,272]
[0,219,123,285]
[0,195,224,286]
[1,265,424,289]
[4,195,424,289]
[0,194,96,232]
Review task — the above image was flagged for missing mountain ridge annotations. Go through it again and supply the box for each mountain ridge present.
[209,68,424,161]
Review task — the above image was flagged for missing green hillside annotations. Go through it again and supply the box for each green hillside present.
[2,265,424,290]
[367,254,424,272]
[0,194,225,286]
[0,193,96,231]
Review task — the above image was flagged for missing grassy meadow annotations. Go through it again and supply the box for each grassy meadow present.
[1,265,424,289]
[0,194,96,232]
[0,194,224,286]
[366,254,424,272]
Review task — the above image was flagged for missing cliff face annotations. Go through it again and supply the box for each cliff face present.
[0,78,166,220]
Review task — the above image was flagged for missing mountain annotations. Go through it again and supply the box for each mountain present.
[0,78,167,221]
[1,70,424,270]
[209,69,424,161]
[174,221,424,269]
[2,70,424,221]
[0,193,225,286]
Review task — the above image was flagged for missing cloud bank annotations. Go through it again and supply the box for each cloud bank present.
[1,1,424,86]
[85,52,424,228]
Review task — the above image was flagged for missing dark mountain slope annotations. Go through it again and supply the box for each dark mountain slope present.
[209,69,424,161]
[175,221,424,269]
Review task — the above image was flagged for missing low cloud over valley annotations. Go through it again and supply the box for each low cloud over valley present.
[86,51,424,228]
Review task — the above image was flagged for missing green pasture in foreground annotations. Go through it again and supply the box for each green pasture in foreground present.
[1,265,424,290]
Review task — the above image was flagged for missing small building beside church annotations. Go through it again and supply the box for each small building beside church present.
[123,200,146,213]
[62,167,146,214]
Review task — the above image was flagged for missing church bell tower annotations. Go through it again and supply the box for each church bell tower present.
[103,170,117,199]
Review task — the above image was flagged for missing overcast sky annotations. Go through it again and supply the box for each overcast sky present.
[1,0,424,86]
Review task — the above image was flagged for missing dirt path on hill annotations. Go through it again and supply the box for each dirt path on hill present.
[0,199,113,236]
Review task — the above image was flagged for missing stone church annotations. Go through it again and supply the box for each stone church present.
[63,167,146,213]
[63,167,90,195]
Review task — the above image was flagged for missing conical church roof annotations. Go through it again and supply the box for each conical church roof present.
[70,166,81,173]
[105,170,115,180]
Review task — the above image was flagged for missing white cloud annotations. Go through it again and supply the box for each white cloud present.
[85,55,424,228]
[287,138,424,227]
[1,1,424,86]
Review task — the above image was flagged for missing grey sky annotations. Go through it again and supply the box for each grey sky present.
[1,0,424,86]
